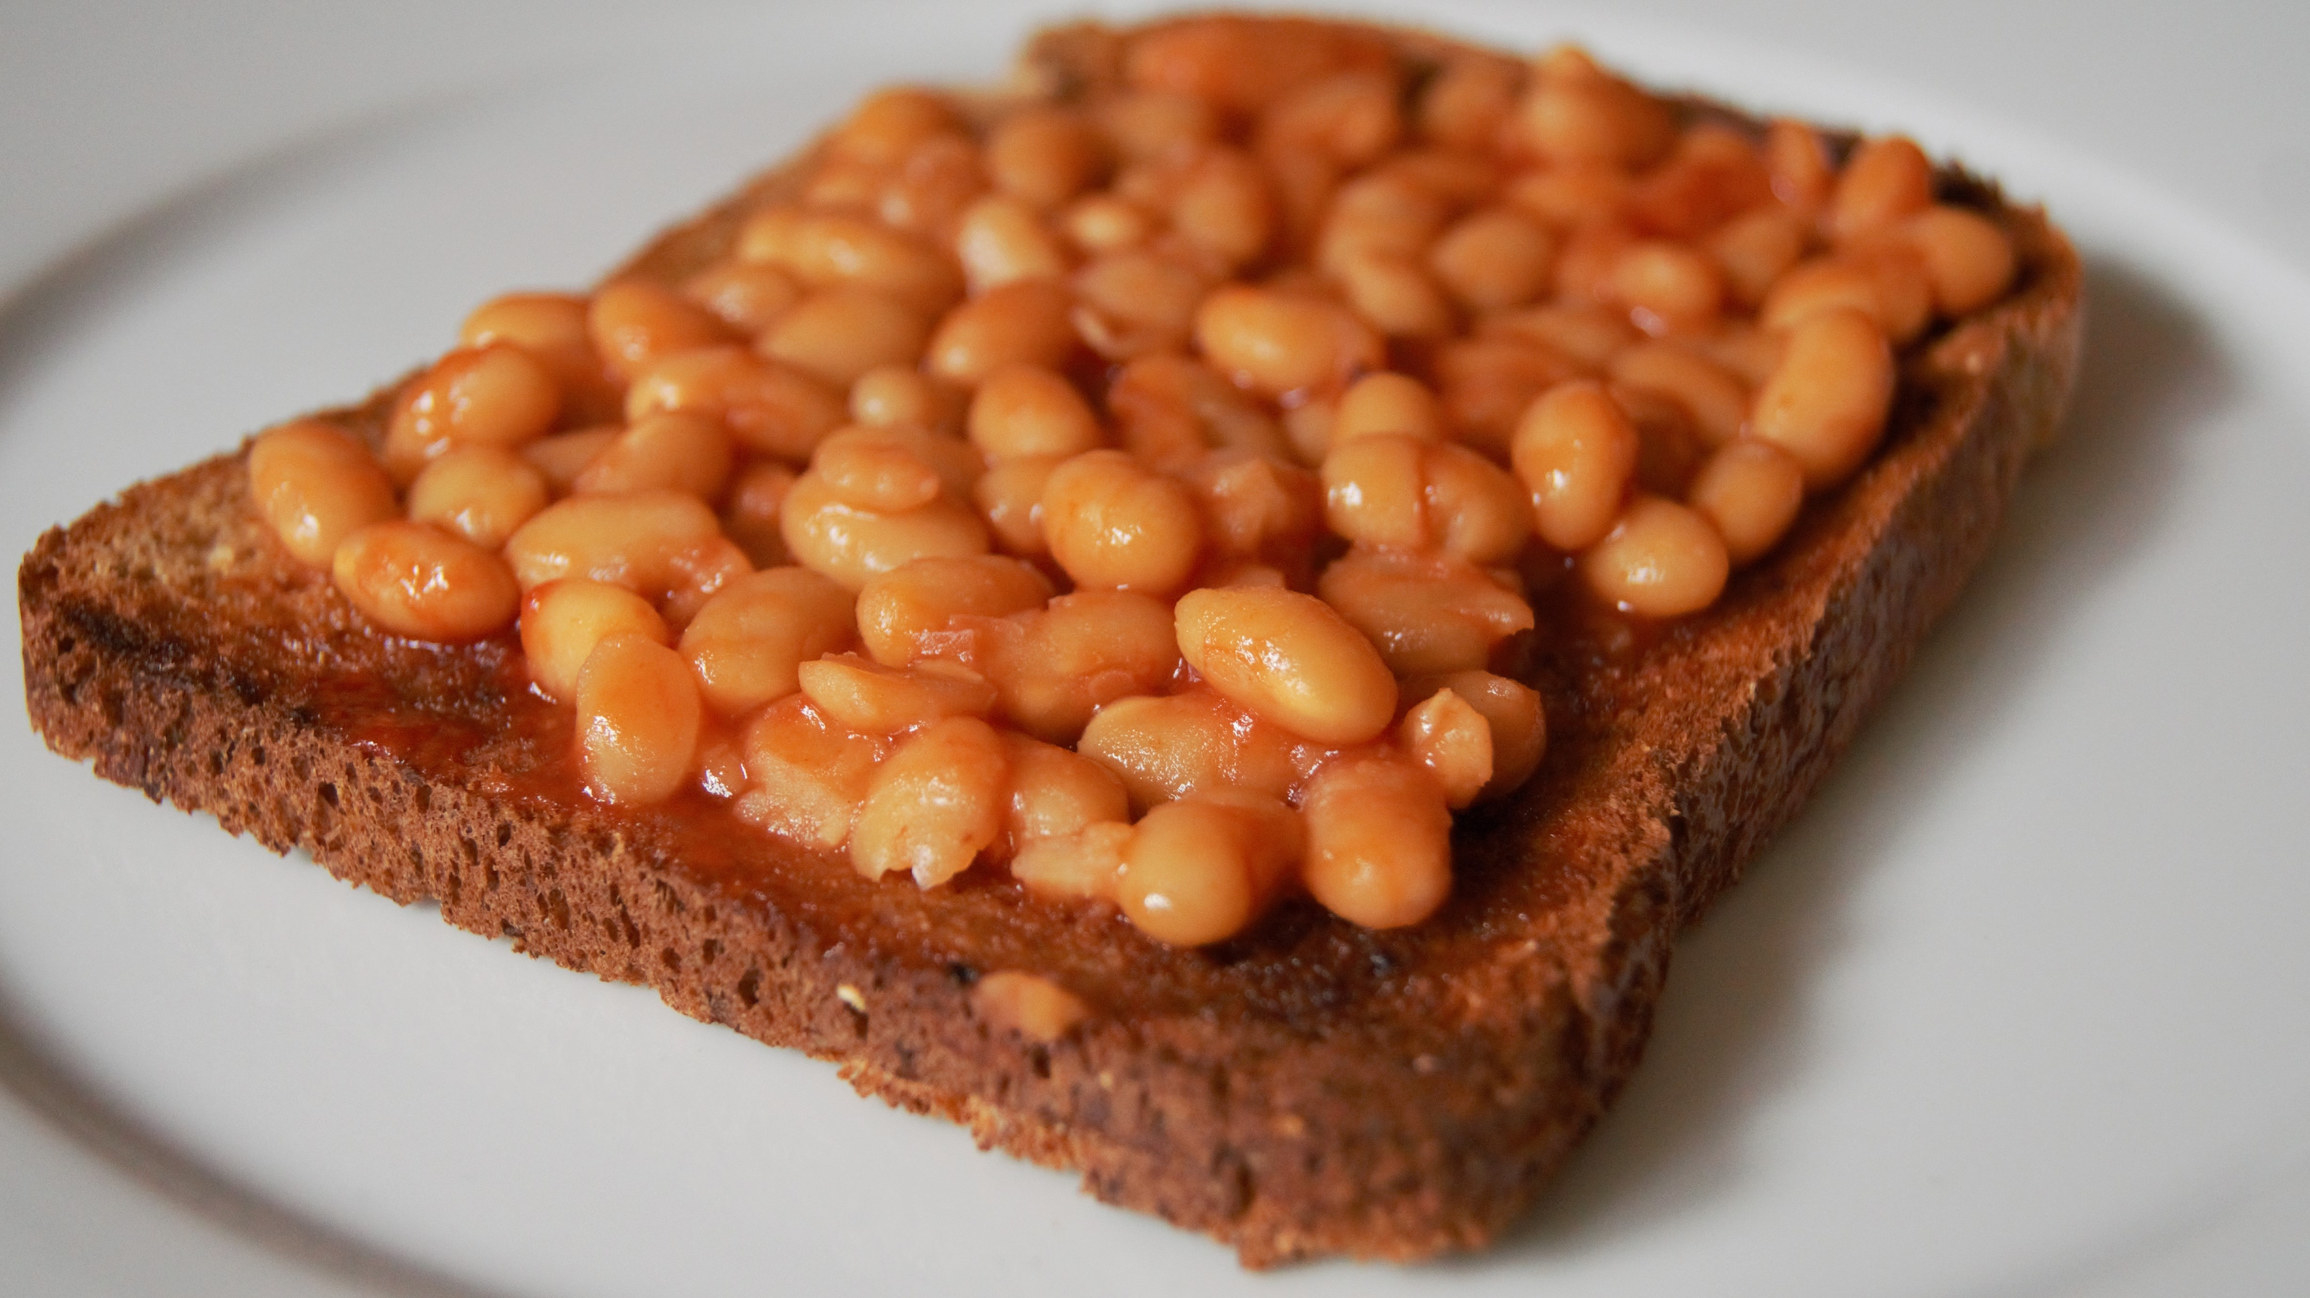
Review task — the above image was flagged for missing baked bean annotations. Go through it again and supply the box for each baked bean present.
[1513,45,1674,167]
[1749,306,1896,489]
[827,87,959,167]
[1611,238,1725,334]
[625,345,846,461]
[1401,669,1545,801]
[1512,379,1640,551]
[247,419,397,568]
[677,566,855,715]
[1260,70,1402,167]
[521,427,619,494]
[1176,585,1397,744]
[1001,731,1130,847]
[1076,688,1307,810]
[798,654,998,734]
[1095,89,1219,162]
[1300,755,1452,929]
[406,445,548,549]
[1902,205,2016,316]
[1430,207,1555,311]
[1171,148,1275,271]
[1416,54,1521,151]
[1687,321,1788,388]
[1318,548,1534,676]
[987,108,1104,210]
[574,633,703,806]
[967,363,1101,461]
[806,426,938,513]
[1609,342,1751,447]
[1550,221,1638,305]
[1503,162,1632,229]
[571,412,735,500]
[1578,494,1730,616]
[1626,123,1773,239]
[777,469,989,590]
[1765,118,1834,215]
[757,287,929,389]
[502,489,723,595]
[1316,170,1448,273]
[587,279,734,385]
[972,454,1060,556]
[1195,285,1383,399]
[1060,193,1154,254]
[1688,439,1806,565]
[1759,249,1932,344]
[971,970,1091,1042]
[722,460,797,567]
[801,155,881,211]
[1282,398,1335,465]
[459,291,615,421]
[925,279,1079,385]
[1828,135,1934,244]
[876,132,984,239]
[1321,432,1432,550]
[847,365,961,435]
[1332,371,1443,444]
[1476,301,1637,371]
[1707,205,1811,308]
[384,343,563,482]
[1098,352,1287,475]
[1123,14,1396,115]
[1423,440,1534,562]
[989,590,1181,743]
[955,194,1071,294]
[657,535,754,630]
[1116,791,1302,946]
[1010,820,1133,902]
[682,261,803,335]
[1615,382,1708,498]
[1432,336,1582,456]
[332,520,519,642]
[1072,248,1210,360]
[1040,449,1203,594]
[856,554,1052,667]
[849,715,1009,887]
[519,578,670,702]
[744,209,964,316]
[1174,449,1323,569]
[1334,249,1457,338]
[1396,686,1494,808]
[734,695,889,849]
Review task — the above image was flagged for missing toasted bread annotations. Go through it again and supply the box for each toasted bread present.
[16,15,2081,1266]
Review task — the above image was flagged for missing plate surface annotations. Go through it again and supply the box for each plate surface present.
[3,2,2309,1294]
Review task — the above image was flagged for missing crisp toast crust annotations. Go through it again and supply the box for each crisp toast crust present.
[17,17,2081,1266]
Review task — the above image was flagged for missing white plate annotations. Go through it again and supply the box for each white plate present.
[4,2,2309,1295]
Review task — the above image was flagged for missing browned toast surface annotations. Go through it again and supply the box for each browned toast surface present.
[18,16,2082,1266]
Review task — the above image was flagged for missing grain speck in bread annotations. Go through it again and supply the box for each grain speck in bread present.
[17,15,2081,1265]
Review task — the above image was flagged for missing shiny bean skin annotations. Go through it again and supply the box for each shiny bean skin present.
[1009,821,1132,902]
[1512,379,1641,551]
[247,419,397,568]
[1331,371,1444,444]
[808,426,944,513]
[405,444,549,549]
[1076,688,1307,811]
[587,279,734,384]
[849,365,965,435]
[826,87,960,167]
[1335,250,1456,339]
[383,343,563,482]
[972,454,1060,556]
[679,566,857,716]
[1477,301,1637,371]
[1317,548,1534,677]
[1759,250,1933,345]
[1513,45,1674,167]
[1401,669,1546,802]
[1171,148,1276,271]
[1175,586,1398,745]
[1432,336,1582,457]
[1749,307,1896,489]
[1430,208,1556,311]
[739,208,964,316]
[1300,756,1453,929]
[875,131,984,239]
[1706,205,1811,308]
[1396,685,1494,809]
[1902,205,2017,316]
[798,654,998,735]
[1040,450,1203,595]
[1116,791,1302,946]
[1106,353,1287,468]
[574,632,703,806]
[1611,239,1724,334]
[925,280,1079,385]
[1828,135,1935,244]
[1608,342,1751,447]
[855,554,1052,667]
[1578,494,1730,617]
[459,291,615,421]
[1322,435,1531,563]
[722,460,798,567]
[986,107,1105,210]
[757,287,930,389]
[734,696,889,849]
[1061,193,1154,254]
[1194,284,1384,398]
[331,520,519,643]
[1687,438,1807,565]
[519,578,671,702]
[521,427,619,494]
[968,363,1102,460]
[1259,70,1402,168]
[682,260,804,335]
[777,469,990,591]
[1000,731,1130,848]
[1071,249,1208,360]
[1764,118,1835,215]
[849,715,1009,887]
[971,970,1091,1042]
[1173,449,1323,570]
[954,195,1072,294]
[989,590,1182,744]
[571,412,735,500]
[1415,54,1521,151]
[625,345,846,462]
[502,490,724,596]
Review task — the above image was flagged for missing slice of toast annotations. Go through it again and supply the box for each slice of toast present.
[16,16,2081,1266]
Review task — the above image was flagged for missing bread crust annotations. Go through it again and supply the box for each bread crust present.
[16,17,2081,1266]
